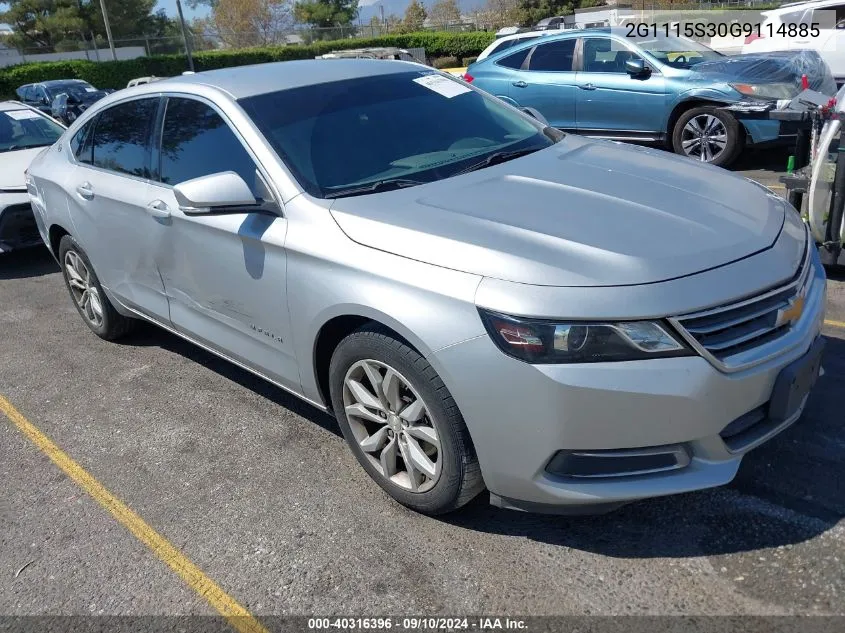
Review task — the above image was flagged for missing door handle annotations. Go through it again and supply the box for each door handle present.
[146,199,171,219]
[580,83,597,91]
[75,182,94,199]
[512,81,528,88]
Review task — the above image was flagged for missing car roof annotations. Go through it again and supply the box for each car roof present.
[150,59,427,99]
[41,79,89,86]
[492,29,555,44]
[771,0,842,11]
[0,100,35,112]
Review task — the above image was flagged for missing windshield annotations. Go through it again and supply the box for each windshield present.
[239,70,554,198]
[632,34,723,68]
[0,109,64,153]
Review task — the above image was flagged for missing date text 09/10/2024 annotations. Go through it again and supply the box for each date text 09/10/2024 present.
[625,21,821,39]
[307,617,528,631]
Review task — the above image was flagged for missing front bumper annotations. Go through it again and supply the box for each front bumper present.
[0,193,39,253]
[434,253,827,513]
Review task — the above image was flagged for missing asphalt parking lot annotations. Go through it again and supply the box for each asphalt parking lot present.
[1,151,844,624]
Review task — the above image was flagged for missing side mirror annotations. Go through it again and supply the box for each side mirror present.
[521,106,550,126]
[173,171,258,214]
[625,58,648,77]
[41,96,50,105]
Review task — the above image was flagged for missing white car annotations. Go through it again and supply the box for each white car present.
[742,0,845,84]
[0,101,64,253]
[476,30,557,63]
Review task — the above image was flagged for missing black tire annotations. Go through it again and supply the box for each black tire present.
[671,105,743,168]
[58,235,135,340]
[329,325,485,515]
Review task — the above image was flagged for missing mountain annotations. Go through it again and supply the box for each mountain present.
[356,0,486,24]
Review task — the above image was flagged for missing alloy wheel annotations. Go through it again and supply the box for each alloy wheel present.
[64,250,104,327]
[342,359,441,492]
[681,114,728,163]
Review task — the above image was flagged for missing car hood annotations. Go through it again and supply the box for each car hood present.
[685,51,836,95]
[0,147,48,189]
[329,136,786,287]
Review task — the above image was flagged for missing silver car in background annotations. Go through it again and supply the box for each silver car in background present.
[26,60,826,515]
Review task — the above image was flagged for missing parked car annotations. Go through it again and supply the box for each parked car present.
[27,61,826,515]
[316,47,417,62]
[16,80,110,125]
[535,16,567,30]
[741,0,845,85]
[0,101,65,254]
[466,28,836,166]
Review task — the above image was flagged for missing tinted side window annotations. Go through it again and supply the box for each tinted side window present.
[497,48,530,69]
[22,86,35,102]
[71,120,95,164]
[528,39,576,71]
[91,99,157,177]
[159,97,258,193]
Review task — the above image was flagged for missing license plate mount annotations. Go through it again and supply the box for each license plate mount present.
[768,337,825,423]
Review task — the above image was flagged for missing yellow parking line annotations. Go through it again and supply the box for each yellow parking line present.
[0,395,269,633]
[825,319,845,329]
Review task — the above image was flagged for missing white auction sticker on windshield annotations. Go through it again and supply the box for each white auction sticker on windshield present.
[413,74,470,98]
[6,110,41,120]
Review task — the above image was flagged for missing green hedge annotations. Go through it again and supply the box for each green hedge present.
[0,31,496,98]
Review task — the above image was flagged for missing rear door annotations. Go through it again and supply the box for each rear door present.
[65,96,170,322]
[509,37,578,129]
[575,36,667,136]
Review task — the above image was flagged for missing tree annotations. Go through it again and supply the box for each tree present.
[293,0,358,28]
[0,0,85,50]
[0,0,179,52]
[403,0,427,32]
[512,0,573,28]
[209,0,294,48]
[427,0,461,29]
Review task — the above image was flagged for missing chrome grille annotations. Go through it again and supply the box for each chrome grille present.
[670,235,813,373]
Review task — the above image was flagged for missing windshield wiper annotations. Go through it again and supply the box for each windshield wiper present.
[453,147,542,177]
[323,178,426,199]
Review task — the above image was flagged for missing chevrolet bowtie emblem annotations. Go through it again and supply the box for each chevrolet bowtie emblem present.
[776,295,805,327]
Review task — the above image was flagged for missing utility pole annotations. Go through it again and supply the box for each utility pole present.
[98,0,117,61]
[176,0,195,72]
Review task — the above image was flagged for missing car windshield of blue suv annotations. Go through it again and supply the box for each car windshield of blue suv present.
[633,34,723,68]
[0,109,64,153]
[239,70,558,198]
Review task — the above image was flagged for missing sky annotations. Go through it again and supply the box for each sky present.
[155,0,210,21]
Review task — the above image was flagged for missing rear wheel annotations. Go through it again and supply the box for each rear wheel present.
[672,106,743,167]
[329,325,484,515]
[59,235,134,340]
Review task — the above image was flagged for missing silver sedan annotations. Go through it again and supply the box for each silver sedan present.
[26,60,826,515]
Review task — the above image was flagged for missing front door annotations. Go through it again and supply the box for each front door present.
[149,96,299,391]
[575,37,667,136]
[510,37,578,129]
[64,96,170,322]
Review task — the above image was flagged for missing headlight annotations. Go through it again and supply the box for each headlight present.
[478,309,692,364]
[730,82,797,100]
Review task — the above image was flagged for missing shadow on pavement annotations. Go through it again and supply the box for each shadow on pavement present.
[0,247,58,280]
[117,322,342,438]
[444,334,845,558]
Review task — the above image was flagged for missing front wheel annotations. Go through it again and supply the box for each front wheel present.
[672,106,743,167]
[329,325,484,515]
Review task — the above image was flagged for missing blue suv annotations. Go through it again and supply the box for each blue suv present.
[465,28,835,166]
